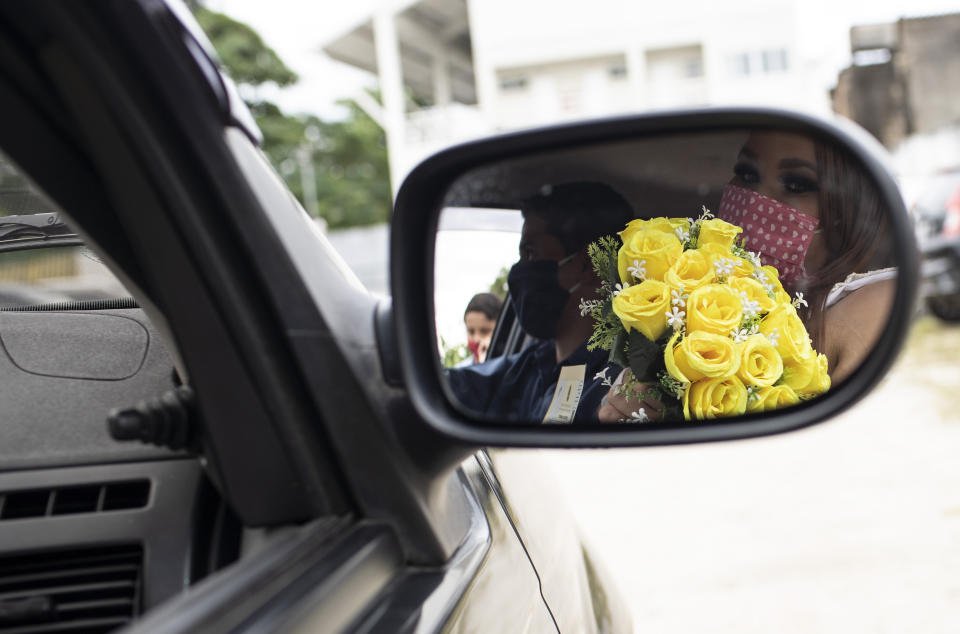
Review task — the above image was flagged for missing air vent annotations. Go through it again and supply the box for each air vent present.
[0,544,142,633]
[0,481,150,521]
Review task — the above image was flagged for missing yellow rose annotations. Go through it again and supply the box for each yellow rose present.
[699,243,754,278]
[664,330,689,382]
[698,218,742,250]
[814,353,831,393]
[612,279,671,341]
[759,302,812,363]
[664,249,715,292]
[746,385,800,413]
[686,283,743,337]
[619,217,691,245]
[783,352,831,397]
[668,331,740,382]
[728,276,777,314]
[618,227,683,283]
[737,334,783,388]
[683,376,748,420]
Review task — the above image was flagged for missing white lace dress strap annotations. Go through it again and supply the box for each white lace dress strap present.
[826,267,897,308]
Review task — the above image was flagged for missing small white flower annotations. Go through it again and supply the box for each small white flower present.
[629,410,650,422]
[751,268,775,293]
[767,327,780,347]
[594,367,613,388]
[671,288,686,308]
[627,259,647,281]
[612,282,630,297]
[666,306,686,329]
[579,298,601,317]
[739,291,761,319]
[714,258,735,278]
[675,226,691,242]
[747,251,763,267]
[731,323,759,343]
[792,292,808,309]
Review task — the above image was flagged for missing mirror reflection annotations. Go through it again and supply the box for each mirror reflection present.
[435,128,897,425]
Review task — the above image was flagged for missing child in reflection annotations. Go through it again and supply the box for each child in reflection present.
[599,130,896,422]
[458,292,502,366]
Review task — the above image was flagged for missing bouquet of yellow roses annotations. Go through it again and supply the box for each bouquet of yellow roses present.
[582,207,830,421]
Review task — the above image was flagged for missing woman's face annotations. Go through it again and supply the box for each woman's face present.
[729,131,827,275]
[730,131,820,219]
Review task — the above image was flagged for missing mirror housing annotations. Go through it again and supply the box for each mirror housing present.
[390,108,919,447]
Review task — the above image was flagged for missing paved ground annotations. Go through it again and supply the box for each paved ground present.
[537,316,960,633]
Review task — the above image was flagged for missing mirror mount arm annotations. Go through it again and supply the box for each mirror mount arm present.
[375,298,404,388]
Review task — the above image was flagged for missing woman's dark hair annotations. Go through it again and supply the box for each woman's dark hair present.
[803,140,892,349]
[464,292,502,321]
[520,181,635,255]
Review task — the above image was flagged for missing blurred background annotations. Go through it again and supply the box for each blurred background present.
[177,1,960,630]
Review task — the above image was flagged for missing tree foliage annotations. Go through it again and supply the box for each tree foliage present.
[192,7,297,88]
[191,4,391,228]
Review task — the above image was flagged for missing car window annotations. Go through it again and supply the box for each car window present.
[434,207,520,366]
[0,150,129,307]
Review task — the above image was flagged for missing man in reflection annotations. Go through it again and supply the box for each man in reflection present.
[447,182,632,423]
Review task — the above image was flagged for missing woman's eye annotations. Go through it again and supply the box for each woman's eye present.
[782,175,819,195]
[733,162,759,185]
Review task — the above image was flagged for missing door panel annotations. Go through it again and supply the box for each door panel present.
[481,450,632,633]
[441,456,557,633]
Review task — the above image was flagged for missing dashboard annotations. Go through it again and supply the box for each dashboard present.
[0,307,237,632]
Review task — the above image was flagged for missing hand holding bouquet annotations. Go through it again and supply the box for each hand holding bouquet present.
[583,208,830,421]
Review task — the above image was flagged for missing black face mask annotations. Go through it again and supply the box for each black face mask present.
[507,253,579,339]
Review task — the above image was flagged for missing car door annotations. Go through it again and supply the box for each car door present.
[0,2,567,632]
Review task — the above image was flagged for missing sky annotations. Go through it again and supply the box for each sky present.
[211,0,960,121]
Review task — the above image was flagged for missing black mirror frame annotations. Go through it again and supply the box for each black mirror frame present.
[391,107,919,447]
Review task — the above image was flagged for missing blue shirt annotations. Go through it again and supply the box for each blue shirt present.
[447,339,618,423]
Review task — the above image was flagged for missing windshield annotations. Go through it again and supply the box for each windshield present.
[0,151,130,308]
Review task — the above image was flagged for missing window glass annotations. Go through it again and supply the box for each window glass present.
[0,150,129,307]
[763,49,789,73]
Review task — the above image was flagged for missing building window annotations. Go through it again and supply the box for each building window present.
[853,48,893,66]
[684,58,704,78]
[609,63,628,79]
[499,76,528,91]
[762,49,789,73]
[729,53,751,76]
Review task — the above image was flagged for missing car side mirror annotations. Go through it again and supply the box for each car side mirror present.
[390,108,918,447]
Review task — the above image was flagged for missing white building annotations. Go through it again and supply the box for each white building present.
[321,0,849,191]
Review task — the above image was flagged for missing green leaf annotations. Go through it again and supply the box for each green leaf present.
[609,328,629,368]
[627,330,665,382]
[608,249,620,285]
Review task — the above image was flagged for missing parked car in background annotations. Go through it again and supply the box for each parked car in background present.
[912,170,960,246]
[915,170,960,320]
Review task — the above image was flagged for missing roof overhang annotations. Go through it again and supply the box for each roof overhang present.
[321,0,476,106]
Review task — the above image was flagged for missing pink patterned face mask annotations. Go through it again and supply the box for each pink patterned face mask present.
[716,184,819,288]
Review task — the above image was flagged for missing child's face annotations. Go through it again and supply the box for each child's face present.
[465,311,496,361]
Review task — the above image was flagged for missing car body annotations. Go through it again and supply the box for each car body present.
[914,170,960,320]
[0,3,629,632]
